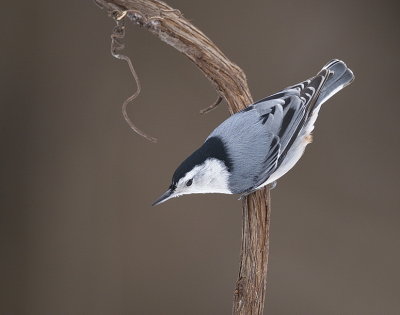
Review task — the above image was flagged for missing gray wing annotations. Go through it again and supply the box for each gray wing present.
[209,70,330,194]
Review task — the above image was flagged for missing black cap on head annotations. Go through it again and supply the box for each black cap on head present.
[172,136,232,184]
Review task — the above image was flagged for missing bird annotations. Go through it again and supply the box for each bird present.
[152,59,354,206]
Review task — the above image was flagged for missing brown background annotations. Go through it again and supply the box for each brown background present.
[1,0,400,314]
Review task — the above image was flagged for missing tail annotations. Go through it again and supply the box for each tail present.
[297,59,354,136]
[315,59,355,107]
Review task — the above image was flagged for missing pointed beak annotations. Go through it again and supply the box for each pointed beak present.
[152,188,174,206]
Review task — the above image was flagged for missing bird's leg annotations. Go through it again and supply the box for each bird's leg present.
[238,181,277,200]
[238,190,254,200]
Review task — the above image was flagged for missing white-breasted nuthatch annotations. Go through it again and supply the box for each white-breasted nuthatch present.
[152,59,354,206]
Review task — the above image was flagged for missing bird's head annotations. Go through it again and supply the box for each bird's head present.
[152,137,233,206]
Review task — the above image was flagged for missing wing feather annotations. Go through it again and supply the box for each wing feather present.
[241,70,331,191]
[210,60,353,194]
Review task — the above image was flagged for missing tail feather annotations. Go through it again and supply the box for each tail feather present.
[300,59,354,137]
[317,59,355,107]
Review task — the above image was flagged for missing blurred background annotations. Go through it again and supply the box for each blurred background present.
[1,0,399,314]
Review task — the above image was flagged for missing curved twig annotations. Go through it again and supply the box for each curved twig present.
[111,11,157,142]
[200,95,223,114]
[95,1,271,314]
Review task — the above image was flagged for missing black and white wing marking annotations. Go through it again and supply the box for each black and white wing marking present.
[241,69,332,192]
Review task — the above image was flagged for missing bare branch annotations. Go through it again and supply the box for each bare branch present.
[95,1,271,314]
[200,95,223,114]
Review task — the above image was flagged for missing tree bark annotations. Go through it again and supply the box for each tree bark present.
[95,1,271,313]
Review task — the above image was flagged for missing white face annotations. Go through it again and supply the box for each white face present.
[153,158,232,205]
[175,158,232,195]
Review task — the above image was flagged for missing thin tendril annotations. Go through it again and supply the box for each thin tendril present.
[111,12,157,143]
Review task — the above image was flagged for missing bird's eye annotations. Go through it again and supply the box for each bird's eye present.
[186,179,193,186]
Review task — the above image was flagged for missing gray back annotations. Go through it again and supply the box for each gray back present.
[208,110,275,194]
